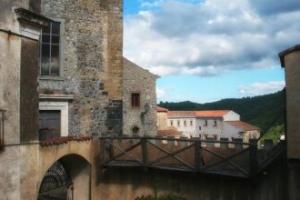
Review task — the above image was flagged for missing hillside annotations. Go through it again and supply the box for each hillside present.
[159,90,286,133]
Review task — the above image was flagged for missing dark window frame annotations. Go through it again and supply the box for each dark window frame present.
[39,110,61,140]
[213,120,217,127]
[131,93,141,108]
[204,120,208,127]
[40,21,61,77]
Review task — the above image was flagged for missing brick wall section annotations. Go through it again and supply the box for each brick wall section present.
[123,58,158,136]
[40,0,123,136]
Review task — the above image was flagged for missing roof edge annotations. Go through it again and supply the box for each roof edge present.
[279,44,300,68]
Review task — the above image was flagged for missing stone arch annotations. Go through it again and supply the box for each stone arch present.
[38,154,91,200]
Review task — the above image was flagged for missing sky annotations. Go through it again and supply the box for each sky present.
[123,0,300,103]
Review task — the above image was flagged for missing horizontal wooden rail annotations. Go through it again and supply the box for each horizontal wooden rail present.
[98,136,253,146]
[99,137,286,179]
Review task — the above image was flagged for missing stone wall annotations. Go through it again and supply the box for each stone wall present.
[123,58,157,136]
[40,0,123,136]
[0,2,40,198]
[280,45,300,159]
[0,32,21,145]
[101,0,124,101]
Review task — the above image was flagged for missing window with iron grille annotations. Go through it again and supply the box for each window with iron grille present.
[40,21,61,76]
[0,109,5,147]
[131,93,140,108]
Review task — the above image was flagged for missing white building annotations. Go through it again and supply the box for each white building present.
[164,110,260,142]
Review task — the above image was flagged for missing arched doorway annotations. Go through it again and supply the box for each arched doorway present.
[38,154,91,200]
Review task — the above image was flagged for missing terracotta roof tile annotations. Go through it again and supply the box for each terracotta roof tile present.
[167,111,195,118]
[168,110,230,118]
[226,121,260,131]
[157,106,169,112]
[194,110,230,117]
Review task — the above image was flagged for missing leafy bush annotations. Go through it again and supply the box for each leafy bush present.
[261,124,284,143]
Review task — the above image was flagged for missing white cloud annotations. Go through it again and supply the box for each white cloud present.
[124,0,300,76]
[156,87,166,99]
[139,0,200,9]
[239,81,285,96]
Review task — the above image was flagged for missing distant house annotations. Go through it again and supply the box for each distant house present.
[224,121,260,143]
[157,108,260,143]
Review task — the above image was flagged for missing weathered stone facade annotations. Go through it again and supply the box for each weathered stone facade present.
[123,58,158,136]
[39,0,123,136]
[0,2,46,198]
[0,0,125,198]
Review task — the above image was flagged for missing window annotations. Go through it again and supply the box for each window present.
[177,120,180,127]
[190,120,193,126]
[184,120,187,126]
[213,120,217,127]
[199,126,201,130]
[204,120,208,127]
[131,93,140,108]
[40,21,61,76]
[0,109,5,147]
[170,120,173,126]
[39,110,61,140]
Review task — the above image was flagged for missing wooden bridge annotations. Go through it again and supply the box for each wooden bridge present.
[99,136,286,178]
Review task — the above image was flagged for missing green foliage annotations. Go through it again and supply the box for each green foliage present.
[261,124,285,142]
[159,90,286,133]
[135,194,186,200]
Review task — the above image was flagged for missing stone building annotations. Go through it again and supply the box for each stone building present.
[38,0,123,137]
[0,0,157,199]
[279,44,300,160]
[123,58,158,136]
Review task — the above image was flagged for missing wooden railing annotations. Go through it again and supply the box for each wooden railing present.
[99,136,285,178]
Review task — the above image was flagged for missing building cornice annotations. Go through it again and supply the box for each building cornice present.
[279,44,300,68]
[39,94,74,101]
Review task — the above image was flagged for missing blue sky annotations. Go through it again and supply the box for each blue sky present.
[123,0,298,103]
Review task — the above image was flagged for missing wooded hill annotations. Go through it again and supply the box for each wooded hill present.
[159,90,286,133]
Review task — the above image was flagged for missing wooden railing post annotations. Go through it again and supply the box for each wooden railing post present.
[194,140,203,172]
[141,138,148,168]
[249,139,258,178]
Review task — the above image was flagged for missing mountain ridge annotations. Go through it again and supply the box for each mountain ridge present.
[159,90,286,133]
